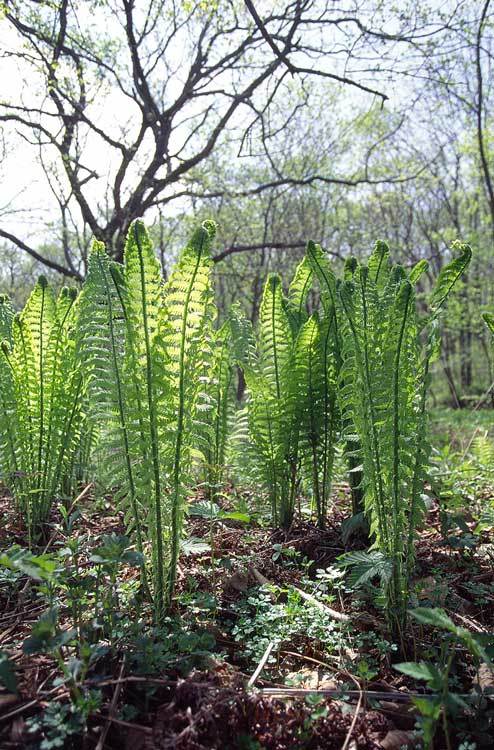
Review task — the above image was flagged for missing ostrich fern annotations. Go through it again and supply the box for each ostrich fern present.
[0,280,83,542]
[338,241,472,633]
[242,255,339,528]
[79,219,216,620]
[0,295,14,343]
[243,274,296,527]
[286,244,339,527]
[202,319,236,502]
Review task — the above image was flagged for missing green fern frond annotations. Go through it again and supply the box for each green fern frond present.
[429,242,472,314]
[0,295,14,344]
[483,313,494,336]
[368,240,390,290]
[160,220,216,608]
[0,277,82,541]
[287,256,313,333]
[306,241,337,316]
[409,259,429,285]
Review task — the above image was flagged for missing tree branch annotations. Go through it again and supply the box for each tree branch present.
[0,229,81,279]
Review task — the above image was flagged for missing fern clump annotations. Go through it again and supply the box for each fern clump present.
[0,281,84,542]
[0,216,473,638]
[338,240,471,633]
[202,318,236,502]
[79,219,216,621]
[240,251,339,529]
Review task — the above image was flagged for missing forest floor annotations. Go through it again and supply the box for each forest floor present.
[1,410,494,749]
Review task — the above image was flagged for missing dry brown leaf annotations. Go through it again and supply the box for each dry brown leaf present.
[378,700,418,730]
[475,662,494,693]
[380,729,418,749]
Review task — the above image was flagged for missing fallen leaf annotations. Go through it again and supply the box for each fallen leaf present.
[224,570,251,591]
[474,662,494,693]
[379,700,418,730]
[380,729,418,749]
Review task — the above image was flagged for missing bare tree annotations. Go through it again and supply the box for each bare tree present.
[0,0,463,276]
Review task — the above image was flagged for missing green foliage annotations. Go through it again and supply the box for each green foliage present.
[241,273,295,526]
[231,584,347,666]
[483,312,494,336]
[0,294,14,343]
[0,650,17,694]
[0,545,58,580]
[79,219,216,620]
[202,317,235,501]
[293,312,338,526]
[241,249,339,528]
[337,241,471,632]
[0,280,84,541]
[337,550,393,589]
[394,607,493,748]
[0,220,473,642]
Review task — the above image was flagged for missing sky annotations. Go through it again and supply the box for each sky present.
[0,0,476,253]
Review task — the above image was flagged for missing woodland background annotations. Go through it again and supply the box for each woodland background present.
[1,0,493,406]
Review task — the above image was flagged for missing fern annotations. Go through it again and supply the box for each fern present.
[243,274,297,526]
[240,248,341,528]
[483,312,494,336]
[338,550,393,590]
[78,242,148,585]
[293,312,338,527]
[202,319,235,501]
[286,255,313,334]
[0,295,14,344]
[80,219,216,620]
[0,279,83,542]
[160,220,216,607]
[338,242,471,632]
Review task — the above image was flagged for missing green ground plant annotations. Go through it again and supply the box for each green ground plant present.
[337,240,471,634]
[242,252,339,529]
[0,281,84,542]
[395,607,493,750]
[79,219,216,621]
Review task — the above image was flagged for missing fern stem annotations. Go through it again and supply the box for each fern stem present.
[41,299,74,505]
[130,230,161,612]
[165,234,205,607]
[37,283,46,496]
[352,276,389,547]
[49,373,83,500]
[404,354,430,601]
[321,311,337,525]
[271,285,282,401]
[390,283,412,621]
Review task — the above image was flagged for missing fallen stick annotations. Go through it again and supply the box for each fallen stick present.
[259,687,490,703]
[248,641,276,688]
[250,566,350,624]
[95,656,126,750]
[292,585,350,623]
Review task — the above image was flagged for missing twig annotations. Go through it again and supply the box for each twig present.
[280,650,340,666]
[96,714,153,733]
[248,641,275,688]
[250,567,350,624]
[292,585,350,623]
[96,656,126,750]
[258,687,485,702]
[340,669,363,750]
[474,381,494,411]
[0,683,63,723]
[43,483,93,553]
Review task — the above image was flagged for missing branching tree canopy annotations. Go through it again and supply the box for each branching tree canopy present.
[0,0,472,277]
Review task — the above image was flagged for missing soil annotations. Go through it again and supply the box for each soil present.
[1,489,494,749]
